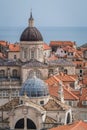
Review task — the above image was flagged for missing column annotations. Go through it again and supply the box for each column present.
[24,116,27,130]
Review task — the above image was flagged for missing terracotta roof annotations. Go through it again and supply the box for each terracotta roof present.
[43,43,51,50]
[73,61,85,68]
[45,75,78,100]
[50,41,75,47]
[45,76,59,86]
[83,77,87,85]
[9,44,20,52]
[56,74,77,82]
[48,55,58,61]
[0,41,8,46]
[63,46,76,53]
[80,87,87,101]
[50,120,87,130]
[64,87,79,100]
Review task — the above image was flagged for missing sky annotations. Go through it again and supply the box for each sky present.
[0,0,87,27]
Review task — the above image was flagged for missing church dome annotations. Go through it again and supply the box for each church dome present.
[20,11,43,41]
[20,76,49,97]
[20,27,43,41]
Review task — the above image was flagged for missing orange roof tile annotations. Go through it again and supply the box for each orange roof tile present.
[9,44,20,52]
[80,87,87,101]
[45,75,78,100]
[64,87,79,100]
[83,78,87,85]
[50,121,87,130]
[56,74,77,82]
[48,55,58,61]
[0,41,8,46]
[50,41,75,47]
[43,43,51,50]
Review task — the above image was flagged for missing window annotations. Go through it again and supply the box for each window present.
[0,70,5,78]
[20,100,23,104]
[68,101,73,106]
[28,70,42,79]
[82,101,87,106]
[64,69,67,74]
[12,69,17,77]
[49,69,53,75]
[12,90,19,97]
[2,91,8,98]
[14,55,17,59]
[40,100,44,105]
[31,48,35,59]
[71,52,73,55]
[79,64,82,67]
[24,49,27,59]
[38,48,41,58]
[80,70,82,73]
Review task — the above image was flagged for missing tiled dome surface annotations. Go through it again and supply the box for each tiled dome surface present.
[20,76,49,97]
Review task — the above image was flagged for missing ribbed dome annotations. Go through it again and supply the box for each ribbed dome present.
[20,27,43,41]
[20,76,49,97]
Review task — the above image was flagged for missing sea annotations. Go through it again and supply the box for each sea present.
[0,26,87,47]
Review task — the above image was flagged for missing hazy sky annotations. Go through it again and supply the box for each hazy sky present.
[0,0,87,27]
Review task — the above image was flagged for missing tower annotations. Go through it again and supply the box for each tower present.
[20,11,44,62]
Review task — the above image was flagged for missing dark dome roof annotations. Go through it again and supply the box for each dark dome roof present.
[20,27,43,41]
[20,76,49,97]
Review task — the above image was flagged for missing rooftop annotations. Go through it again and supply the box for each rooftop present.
[49,120,87,130]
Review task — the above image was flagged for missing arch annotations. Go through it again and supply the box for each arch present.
[27,118,36,129]
[15,118,36,129]
[12,69,17,77]
[66,113,71,124]
[15,118,24,129]
[28,69,42,79]
[0,70,5,78]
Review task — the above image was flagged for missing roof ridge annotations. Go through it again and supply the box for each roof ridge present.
[64,87,79,100]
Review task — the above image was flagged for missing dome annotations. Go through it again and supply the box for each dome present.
[20,27,43,41]
[20,76,49,97]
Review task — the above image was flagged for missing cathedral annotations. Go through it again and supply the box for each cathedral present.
[0,12,73,130]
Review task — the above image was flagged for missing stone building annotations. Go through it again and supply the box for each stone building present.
[0,76,72,130]
[0,12,76,107]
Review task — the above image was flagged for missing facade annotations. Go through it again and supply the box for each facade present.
[0,12,73,130]
[0,76,72,130]
[0,11,87,130]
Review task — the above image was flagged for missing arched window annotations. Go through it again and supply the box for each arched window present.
[24,48,27,59]
[64,69,68,74]
[67,113,71,124]
[28,70,42,79]
[12,69,17,77]
[0,70,5,78]
[31,48,35,59]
